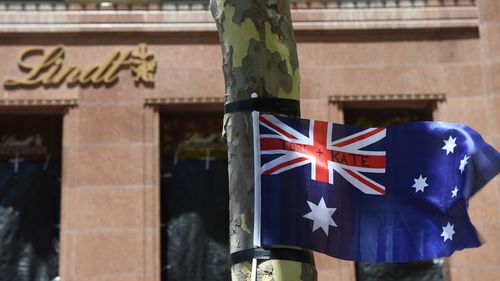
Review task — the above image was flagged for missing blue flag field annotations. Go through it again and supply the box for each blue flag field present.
[252,112,500,263]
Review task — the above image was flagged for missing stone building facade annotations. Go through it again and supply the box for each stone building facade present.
[0,0,498,280]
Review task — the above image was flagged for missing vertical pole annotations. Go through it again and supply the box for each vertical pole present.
[210,0,317,280]
[252,110,261,248]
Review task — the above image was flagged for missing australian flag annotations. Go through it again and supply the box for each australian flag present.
[252,112,500,263]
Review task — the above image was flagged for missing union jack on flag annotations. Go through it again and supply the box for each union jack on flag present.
[257,114,387,195]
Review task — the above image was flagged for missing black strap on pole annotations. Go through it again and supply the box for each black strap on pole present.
[230,247,315,266]
[224,98,300,117]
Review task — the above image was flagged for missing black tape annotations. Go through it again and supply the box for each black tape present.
[224,98,300,116]
[230,247,315,266]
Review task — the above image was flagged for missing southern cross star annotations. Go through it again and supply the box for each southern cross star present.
[459,155,470,173]
[412,174,429,193]
[303,197,337,236]
[441,222,455,242]
[451,186,459,198]
[442,136,457,155]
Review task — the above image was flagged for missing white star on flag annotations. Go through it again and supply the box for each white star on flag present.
[451,186,459,198]
[442,136,457,155]
[412,174,429,193]
[303,197,337,236]
[441,222,455,242]
[459,155,470,173]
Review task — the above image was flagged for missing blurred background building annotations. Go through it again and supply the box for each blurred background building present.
[0,0,498,280]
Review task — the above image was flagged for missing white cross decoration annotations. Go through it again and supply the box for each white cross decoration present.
[202,149,216,170]
[9,153,24,173]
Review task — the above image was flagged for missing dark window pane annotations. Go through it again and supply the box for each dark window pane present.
[160,112,230,281]
[356,260,445,281]
[344,108,432,127]
[0,114,62,281]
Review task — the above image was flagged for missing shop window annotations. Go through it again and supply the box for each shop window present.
[0,114,62,281]
[160,112,230,281]
[344,108,432,127]
[343,107,445,281]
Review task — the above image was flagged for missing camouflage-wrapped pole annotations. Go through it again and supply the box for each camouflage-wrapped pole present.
[210,0,317,280]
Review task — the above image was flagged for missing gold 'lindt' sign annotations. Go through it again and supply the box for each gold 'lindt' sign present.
[3,43,156,87]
